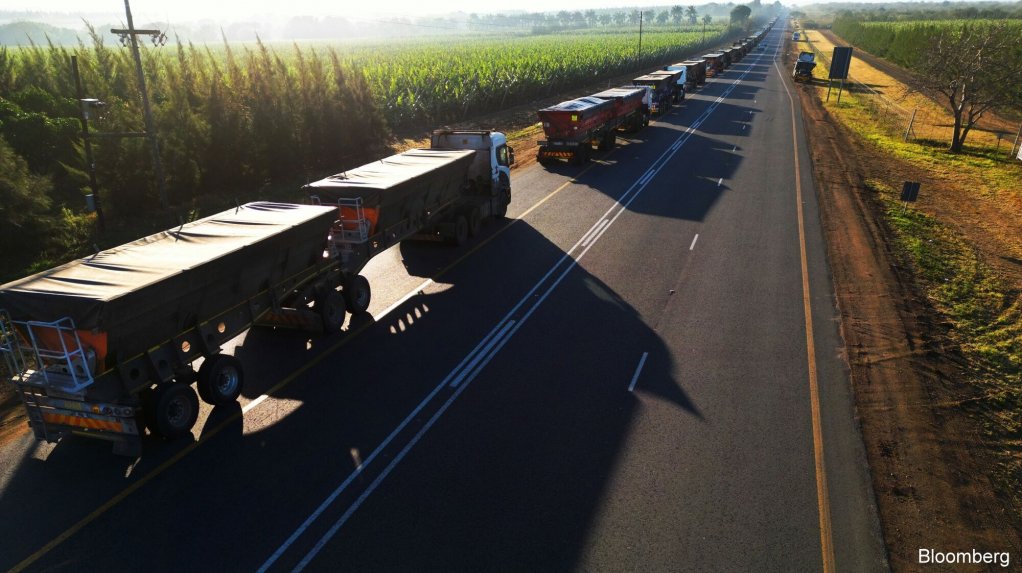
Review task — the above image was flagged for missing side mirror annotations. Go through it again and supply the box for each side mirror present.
[508,147,515,166]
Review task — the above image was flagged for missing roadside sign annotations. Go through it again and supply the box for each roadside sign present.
[829,47,853,80]
[900,181,921,202]
[1017,142,1022,161]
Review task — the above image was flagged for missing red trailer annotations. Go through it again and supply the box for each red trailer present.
[537,89,647,165]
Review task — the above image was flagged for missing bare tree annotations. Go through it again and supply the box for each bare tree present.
[916,22,1022,152]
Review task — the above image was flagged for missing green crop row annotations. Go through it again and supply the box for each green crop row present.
[831,17,1022,68]
[0,24,739,280]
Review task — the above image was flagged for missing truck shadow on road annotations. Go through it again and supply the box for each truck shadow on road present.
[569,130,747,223]
[0,221,704,572]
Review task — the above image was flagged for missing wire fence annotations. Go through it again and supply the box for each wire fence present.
[801,33,1022,159]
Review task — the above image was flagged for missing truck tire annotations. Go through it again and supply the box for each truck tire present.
[344,275,372,315]
[451,215,469,246]
[147,382,199,439]
[468,208,482,237]
[318,289,347,332]
[598,132,616,151]
[197,354,244,406]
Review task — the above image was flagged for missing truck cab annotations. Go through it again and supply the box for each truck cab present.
[431,129,514,196]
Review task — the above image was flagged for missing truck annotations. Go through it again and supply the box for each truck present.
[0,130,514,456]
[537,87,648,165]
[793,51,816,82]
[677,60,707,88]
[702,53,724,78]
[631,74,674,116]
[308,129,514,247]
[649,69,685,103]
[719,47,735,68]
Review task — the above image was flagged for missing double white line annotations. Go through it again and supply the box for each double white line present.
[259,42,773,573]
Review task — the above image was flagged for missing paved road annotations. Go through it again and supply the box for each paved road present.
[0,21,887,573]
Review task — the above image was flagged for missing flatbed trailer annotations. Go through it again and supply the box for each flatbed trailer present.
[537,89,646,164]
[0,202,342,455]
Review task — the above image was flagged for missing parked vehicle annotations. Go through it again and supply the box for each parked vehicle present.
[649,69,685,103]
[793,51,816,82]
[537,87,648,164]
[632,74,674,115]
[0,130,514,456]
[678,60,707,88]
[702,53,725,77]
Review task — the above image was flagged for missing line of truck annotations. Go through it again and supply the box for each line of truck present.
[0,20,776,457]
[537,25,774,165]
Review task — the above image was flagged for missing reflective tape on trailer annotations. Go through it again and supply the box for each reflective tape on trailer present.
[41,412,127,433]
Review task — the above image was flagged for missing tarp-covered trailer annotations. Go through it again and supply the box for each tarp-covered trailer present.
[0,202,342,455]
[632,74,673,116]
[649,69,685,103]
[590,87,649,133]
[702,53,724,77]
[679,60,706,87]
[537,96,616,164]
[720,48,735,68]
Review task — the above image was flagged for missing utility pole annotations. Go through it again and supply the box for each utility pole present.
[71,56,106,231]
[112,0,168,208]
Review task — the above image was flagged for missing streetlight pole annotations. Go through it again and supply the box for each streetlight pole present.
[112,0,168,208]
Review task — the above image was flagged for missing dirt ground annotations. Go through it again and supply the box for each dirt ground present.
[787,35,1022,571]
[805,29,1022,286]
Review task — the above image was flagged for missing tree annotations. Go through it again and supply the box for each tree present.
[628,10,642,25]
[599,13,613,26]
[915,22,1022,152]
[584,9,598,27]
[686,6,699,25]
[657,10,670,24]
[671,5,685,25]
[702,14,713,43]
[0,135,53,240]
[613,12,627,26]
[730,5,752,28]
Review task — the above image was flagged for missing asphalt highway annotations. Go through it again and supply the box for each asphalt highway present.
[0,21,888,573]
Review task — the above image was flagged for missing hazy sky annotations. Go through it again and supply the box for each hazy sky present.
[7,0,777,21]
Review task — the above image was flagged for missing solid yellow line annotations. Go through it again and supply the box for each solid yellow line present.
[775,50,837,573]
[7,149,603,573]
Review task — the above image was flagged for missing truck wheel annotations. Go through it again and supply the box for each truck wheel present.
[197,354,244,406]
[451,215,469,246]
[147,383,199,439]
[318,289,347,332]
[598,132,616,151]
[344,275,372,315]
[468,208,482,237]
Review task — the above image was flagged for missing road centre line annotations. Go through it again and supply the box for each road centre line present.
[270,41,777,572]
[690,234,699,251]
[449,320,516,389]
[627,352,650,393]
[774,38,837,573]
[581,219,610,248]
[717,178,723,187]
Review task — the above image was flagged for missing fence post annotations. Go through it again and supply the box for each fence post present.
[1010,120,1022,159]
[904,108,917,141]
